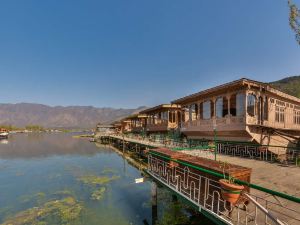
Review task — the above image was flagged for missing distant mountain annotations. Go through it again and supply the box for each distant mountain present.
[270,76,300,98]
[0,103,147,128]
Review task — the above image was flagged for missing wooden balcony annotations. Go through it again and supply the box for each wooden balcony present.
[146,123,168,132]
[181,115,246,132]
[131,127,145,133]
[146,122,178,132]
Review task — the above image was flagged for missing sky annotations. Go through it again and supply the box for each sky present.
[0,0,299,109]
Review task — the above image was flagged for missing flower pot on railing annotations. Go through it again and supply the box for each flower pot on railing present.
[219,179,244,205]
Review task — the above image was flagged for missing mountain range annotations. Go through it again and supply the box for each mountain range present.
[0,103,146,129]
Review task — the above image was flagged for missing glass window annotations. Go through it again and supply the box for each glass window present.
[230,94,237,116]
[216,97,223,118]
[275,106,285,123]
[169,111,176,123]
[294,111,300,124]
[247,94,256,117]
[203,101,211,119]
[190,104,198,121]
[236,93,245,116]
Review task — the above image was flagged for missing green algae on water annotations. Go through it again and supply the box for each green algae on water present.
[101,167,118,175]
[2,197,82,225]
[91,187,106,201]
[77,174,120,201]
[78,175,120,186]
[19,192,46,205]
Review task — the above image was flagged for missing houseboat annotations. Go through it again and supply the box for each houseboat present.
[0,129,9,139]
[119,114,147,133]
[171,78,300,153]
[139,104,181,134]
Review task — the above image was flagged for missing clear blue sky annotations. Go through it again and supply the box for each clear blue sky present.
[0,0,299,108]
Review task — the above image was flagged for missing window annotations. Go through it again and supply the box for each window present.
[275,106,285,123]
[230,94,237,116]
[247,94,256,117]
[203,101,211,119]
[294,111,300,124]
[189,104,198,121]
[216,97,223,118]
[169,111,176,123]
[236,93,245,116]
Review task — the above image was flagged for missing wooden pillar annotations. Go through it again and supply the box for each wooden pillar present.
[227,94,231,117]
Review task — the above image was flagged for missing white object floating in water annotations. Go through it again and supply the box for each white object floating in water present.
[135,178,144,184]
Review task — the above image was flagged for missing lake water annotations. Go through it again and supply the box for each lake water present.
[0,133,214,225]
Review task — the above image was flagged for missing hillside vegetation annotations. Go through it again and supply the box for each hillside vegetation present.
[270,76,300,98]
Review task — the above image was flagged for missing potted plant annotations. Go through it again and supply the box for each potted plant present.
[219,161,244,205]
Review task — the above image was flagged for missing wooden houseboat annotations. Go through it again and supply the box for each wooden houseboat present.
[119,114,147,133]
[171,78,300,153]
[140,104,181,134]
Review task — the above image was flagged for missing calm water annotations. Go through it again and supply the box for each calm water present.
[0,133,214,225]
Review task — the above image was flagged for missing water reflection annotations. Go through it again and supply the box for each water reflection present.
[0,133,215,225]
[0,140,8,145]
[0,133,110,159]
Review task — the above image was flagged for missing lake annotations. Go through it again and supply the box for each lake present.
[0,133,214,225]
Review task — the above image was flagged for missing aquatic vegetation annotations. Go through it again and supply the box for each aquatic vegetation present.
[78,175,120,186]
[101,167,118,175]
[51,189,75,199]
[19,192,46,205]
[2,197,82,225]
[91,187,106,201]
[77,174,120,202]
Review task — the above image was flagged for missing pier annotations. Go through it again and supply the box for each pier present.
[97,133,300,225]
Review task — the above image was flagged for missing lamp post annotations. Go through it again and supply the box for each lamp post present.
[213,121,217,161]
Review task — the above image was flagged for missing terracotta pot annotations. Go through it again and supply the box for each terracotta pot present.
[219,179,244,205]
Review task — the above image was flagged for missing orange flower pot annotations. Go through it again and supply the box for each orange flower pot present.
[219,179,244,205]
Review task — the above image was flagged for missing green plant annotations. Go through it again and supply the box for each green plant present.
[219,161,235,184]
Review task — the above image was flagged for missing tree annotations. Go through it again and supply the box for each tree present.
[288,0,300,44]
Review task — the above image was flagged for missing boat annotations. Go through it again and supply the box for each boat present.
[0,129,9,139]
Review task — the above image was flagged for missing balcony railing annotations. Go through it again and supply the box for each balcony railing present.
[147,154,300,225]
[146,123,169,132]
[182,116,245,129]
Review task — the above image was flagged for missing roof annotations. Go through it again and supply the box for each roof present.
[119,113,147,122]
[139,104,181,114]
[171,78,300,105]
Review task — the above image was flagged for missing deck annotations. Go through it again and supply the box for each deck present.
[98,133,300,225]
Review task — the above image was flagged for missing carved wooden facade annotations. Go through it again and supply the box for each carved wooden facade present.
[172,78,300,151]
[140,104,181,133]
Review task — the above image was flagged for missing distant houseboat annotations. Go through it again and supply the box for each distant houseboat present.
[119,114,147,133]
[139,104,181,134]
[0,129,9,139]
[171,78,300,153]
